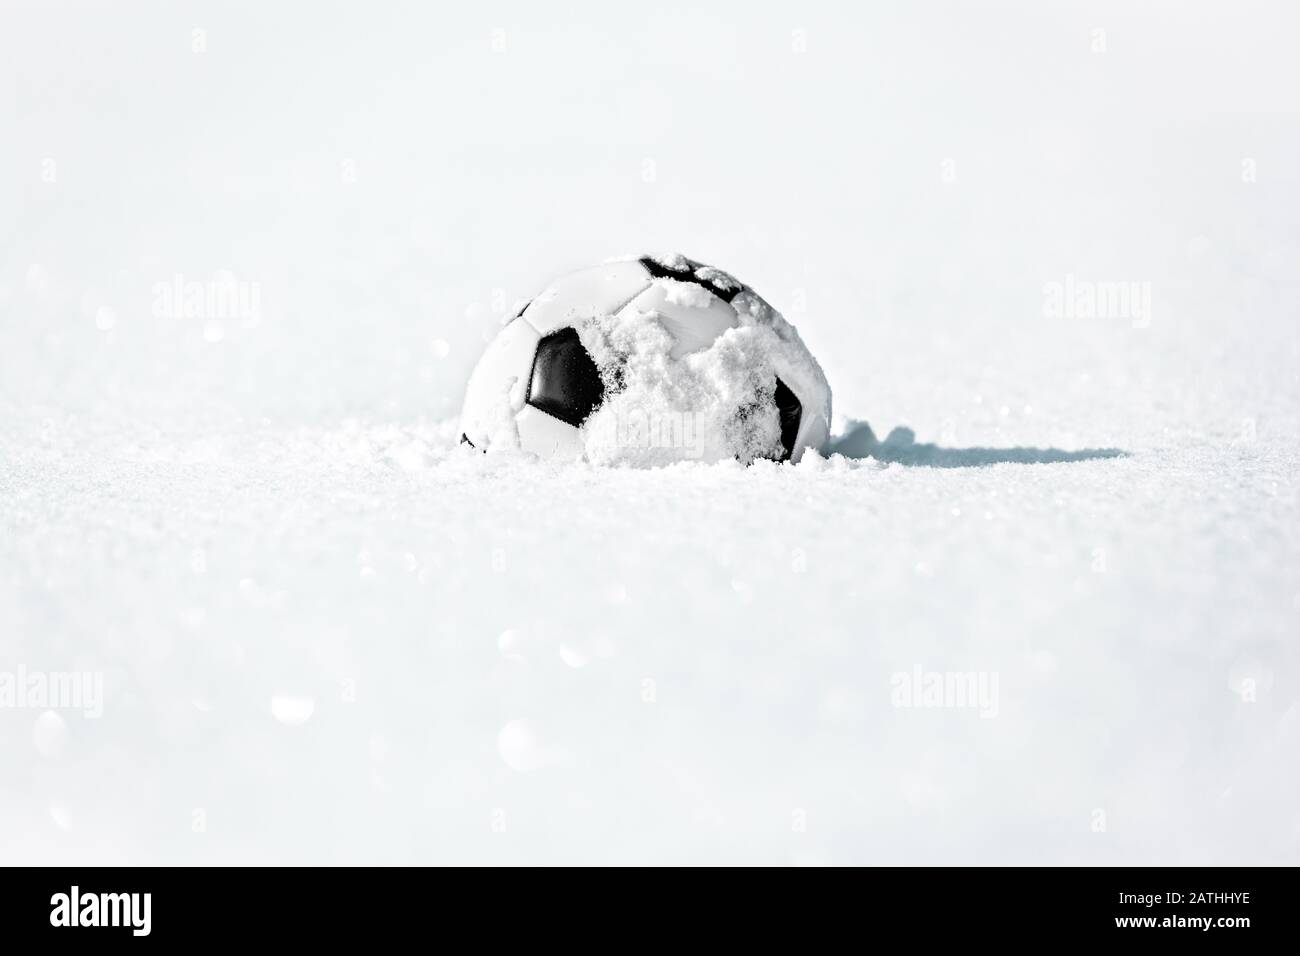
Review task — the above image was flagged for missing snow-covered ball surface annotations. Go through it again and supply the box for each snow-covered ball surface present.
[459,255,831,465]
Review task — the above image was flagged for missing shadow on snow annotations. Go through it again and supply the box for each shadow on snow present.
[826,421,1128,468]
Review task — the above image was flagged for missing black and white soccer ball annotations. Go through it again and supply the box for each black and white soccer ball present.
[459,255,831,465]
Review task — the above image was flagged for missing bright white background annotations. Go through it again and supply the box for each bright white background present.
[1,1,1297,863]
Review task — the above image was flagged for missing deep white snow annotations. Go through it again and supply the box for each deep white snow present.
[1,2,1298,864]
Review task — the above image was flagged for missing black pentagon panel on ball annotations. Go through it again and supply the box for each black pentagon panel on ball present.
[773,377,803,462]
[638,256,741,303]
[527,327,605,427]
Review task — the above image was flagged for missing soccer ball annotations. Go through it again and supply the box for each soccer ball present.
[459,254,831,465]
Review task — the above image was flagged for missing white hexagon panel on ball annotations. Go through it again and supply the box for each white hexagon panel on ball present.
[459,255,831,466]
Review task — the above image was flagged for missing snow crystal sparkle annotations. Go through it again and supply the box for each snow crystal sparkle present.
[459,255,831,466]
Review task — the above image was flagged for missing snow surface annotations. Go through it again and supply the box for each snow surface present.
[659,277,718,310]
[2,2,1299,864]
